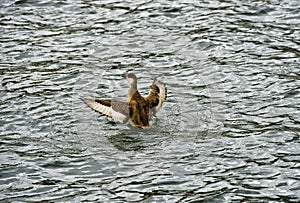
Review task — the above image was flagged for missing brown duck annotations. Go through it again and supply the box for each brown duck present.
[81,73,167,128]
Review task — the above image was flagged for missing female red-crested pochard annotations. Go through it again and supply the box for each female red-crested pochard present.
[81,73,167,128]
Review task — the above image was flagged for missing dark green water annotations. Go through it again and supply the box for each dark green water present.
[1,0,299,202]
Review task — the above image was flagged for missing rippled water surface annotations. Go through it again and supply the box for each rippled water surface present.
[1,0,300,202]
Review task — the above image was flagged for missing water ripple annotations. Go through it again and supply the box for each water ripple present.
[1,0,300,202]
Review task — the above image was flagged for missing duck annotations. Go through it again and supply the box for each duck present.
[81,73,167,128]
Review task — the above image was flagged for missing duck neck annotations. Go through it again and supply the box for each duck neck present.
[128,83,137,102]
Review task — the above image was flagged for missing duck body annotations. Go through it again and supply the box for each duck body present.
[129,91,151,128]
[81,73,166,129]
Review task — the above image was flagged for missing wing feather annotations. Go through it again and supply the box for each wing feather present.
[152,80,167,114]
[81,98,129,122]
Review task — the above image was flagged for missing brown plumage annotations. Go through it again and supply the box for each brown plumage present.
[81,73,167,128]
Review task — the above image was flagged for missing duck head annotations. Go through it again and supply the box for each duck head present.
[124,73,137,85]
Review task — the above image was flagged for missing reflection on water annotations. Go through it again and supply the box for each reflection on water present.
[1,0,300,202]
[108,132,145,151]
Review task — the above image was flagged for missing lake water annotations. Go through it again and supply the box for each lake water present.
[1,0,299,202]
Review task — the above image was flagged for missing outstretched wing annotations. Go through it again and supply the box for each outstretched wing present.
[81,98,129,123]
[152,80,167,114]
